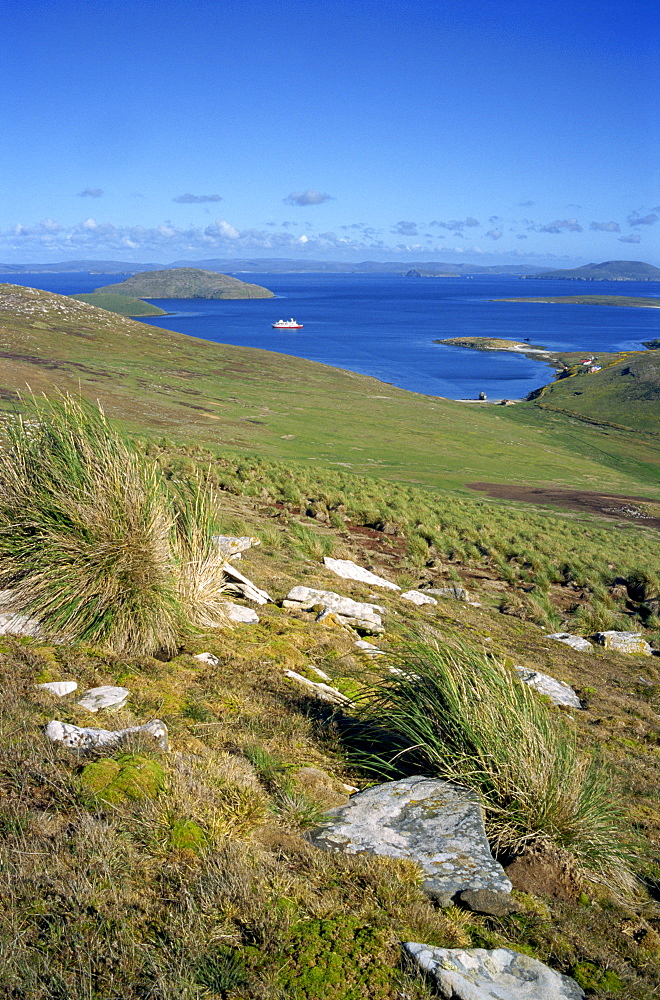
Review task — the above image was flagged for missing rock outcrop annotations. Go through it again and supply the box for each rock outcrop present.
[46,718,168,751]
[593,631,652,656]
[514,667,582,709]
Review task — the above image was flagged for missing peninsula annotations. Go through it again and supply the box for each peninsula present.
[70,292,168,316]
[495,295,660,308]
[96,266,274,299]
[523,260,660,281]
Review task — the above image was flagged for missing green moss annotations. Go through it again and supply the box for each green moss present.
[80,754,166,804]
[277,916,397,999]
[168,818,208,852]
[572,961,623,994]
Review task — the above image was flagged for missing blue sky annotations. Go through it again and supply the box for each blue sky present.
[1,0,658,265]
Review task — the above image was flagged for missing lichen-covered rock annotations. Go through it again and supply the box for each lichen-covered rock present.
[548,633,593,653]
[323,557,400,591]
[354,639,386,656]
[457,889,520,916]
[593,631,652,656]
[400,590,438,606]
[403,943,585,999]
[45,718,168,751]
[514,667,582,709]
[308,775,511,898]
[35,681,78,697]
[81,754,166,804]
[194,651,220,666]
[284,670,352,705]
[76,685,129,712]
[213,534,260,559]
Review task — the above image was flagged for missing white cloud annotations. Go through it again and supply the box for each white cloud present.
[392,221,418,236]
[173,193,223,203]
[589,221,620,232]
[618,233,641,243]
[538,218,583,233]
[77,187,103,198]
[627,212,657,227]
[485,229,502,240]
[284,189,334,206]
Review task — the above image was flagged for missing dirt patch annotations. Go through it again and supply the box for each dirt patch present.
[505,844,583,902]
[468,482,660,529]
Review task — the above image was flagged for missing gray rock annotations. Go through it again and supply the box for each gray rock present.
[355,639,386,656]
[45,718,168,751]
[593,631,652,656]
[427,586,470,601]
[323,557,400,591]
[225,602,260,624]
[514,667,582,709]
[400,590,438,606]
[213,534,260,559]
[35,681,78,697]
[284,586,384,626]
[457,889,520,916]
[403,943,584,999]
[0,611,40,636]
[308,775,511,897]
[548,633,593,653]
[284,670,352,706]
[194,652,220,666]
[77,686,130,713]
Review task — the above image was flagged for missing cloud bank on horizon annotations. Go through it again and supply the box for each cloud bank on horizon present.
[0,0,657,266]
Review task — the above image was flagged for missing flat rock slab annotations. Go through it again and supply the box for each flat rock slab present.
[77,686,130,712]
[45,718,168,751]
[284,586,384,626]
[514,667,582,709]
[35,681,78,697]
[403,944,584,999]
[400,590,438,606]
[225,602,260,624]
[0,612,41,636]
[427,586,470,601]
[548,633,593,653]
[323,557,400,591]
[308,775,511,897]
[594,631,652,656]
[355,639,386,656]
[213,534,260,558]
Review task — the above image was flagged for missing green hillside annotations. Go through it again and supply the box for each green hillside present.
[70,292,168,316]
[1,282,660,999]
[523,350,660,434]
[498,295,660,308]
[527,259,660,281]
[0,283,658,496]
[97,266,275,299]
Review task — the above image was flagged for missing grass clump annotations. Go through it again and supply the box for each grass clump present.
[0,394,228,655]
[345,629,638,894]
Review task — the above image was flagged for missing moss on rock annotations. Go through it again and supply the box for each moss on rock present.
[80,754,166,804]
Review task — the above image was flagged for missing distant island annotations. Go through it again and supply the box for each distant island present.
[96,267,275,299]
[70,292,168,317]
[496,295,660,308]
[522,260,660,281]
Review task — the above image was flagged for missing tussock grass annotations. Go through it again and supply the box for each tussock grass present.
[0,395,228,654]
[345,629,639,894]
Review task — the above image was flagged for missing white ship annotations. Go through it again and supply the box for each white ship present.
[271,317,303,329]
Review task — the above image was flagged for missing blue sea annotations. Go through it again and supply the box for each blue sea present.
[6,271,659,400]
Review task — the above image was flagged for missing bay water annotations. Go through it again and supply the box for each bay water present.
[6,271,659,400]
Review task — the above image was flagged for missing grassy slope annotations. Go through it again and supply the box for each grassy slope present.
[70,291,168,316]
[521,350,660,436]
[0,284,658,497]
[498,296,660,308]
[96,266,275,299]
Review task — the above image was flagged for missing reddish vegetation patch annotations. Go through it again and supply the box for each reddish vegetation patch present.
[468,482,660,529]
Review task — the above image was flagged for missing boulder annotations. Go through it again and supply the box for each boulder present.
[400,590,438,606]
[593,631,652,656]
[457,889,520,916]
[308,775,512,898]
[77,686,130,713]
[514,667,582,709]
[45,718,168,751]
[35,681,78,697]
[284,586,384,626]
[225,602,260,624]
[403,944,585,999]
[427,586,470,602]
[323,557,400,591]
[548,633,593,653]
